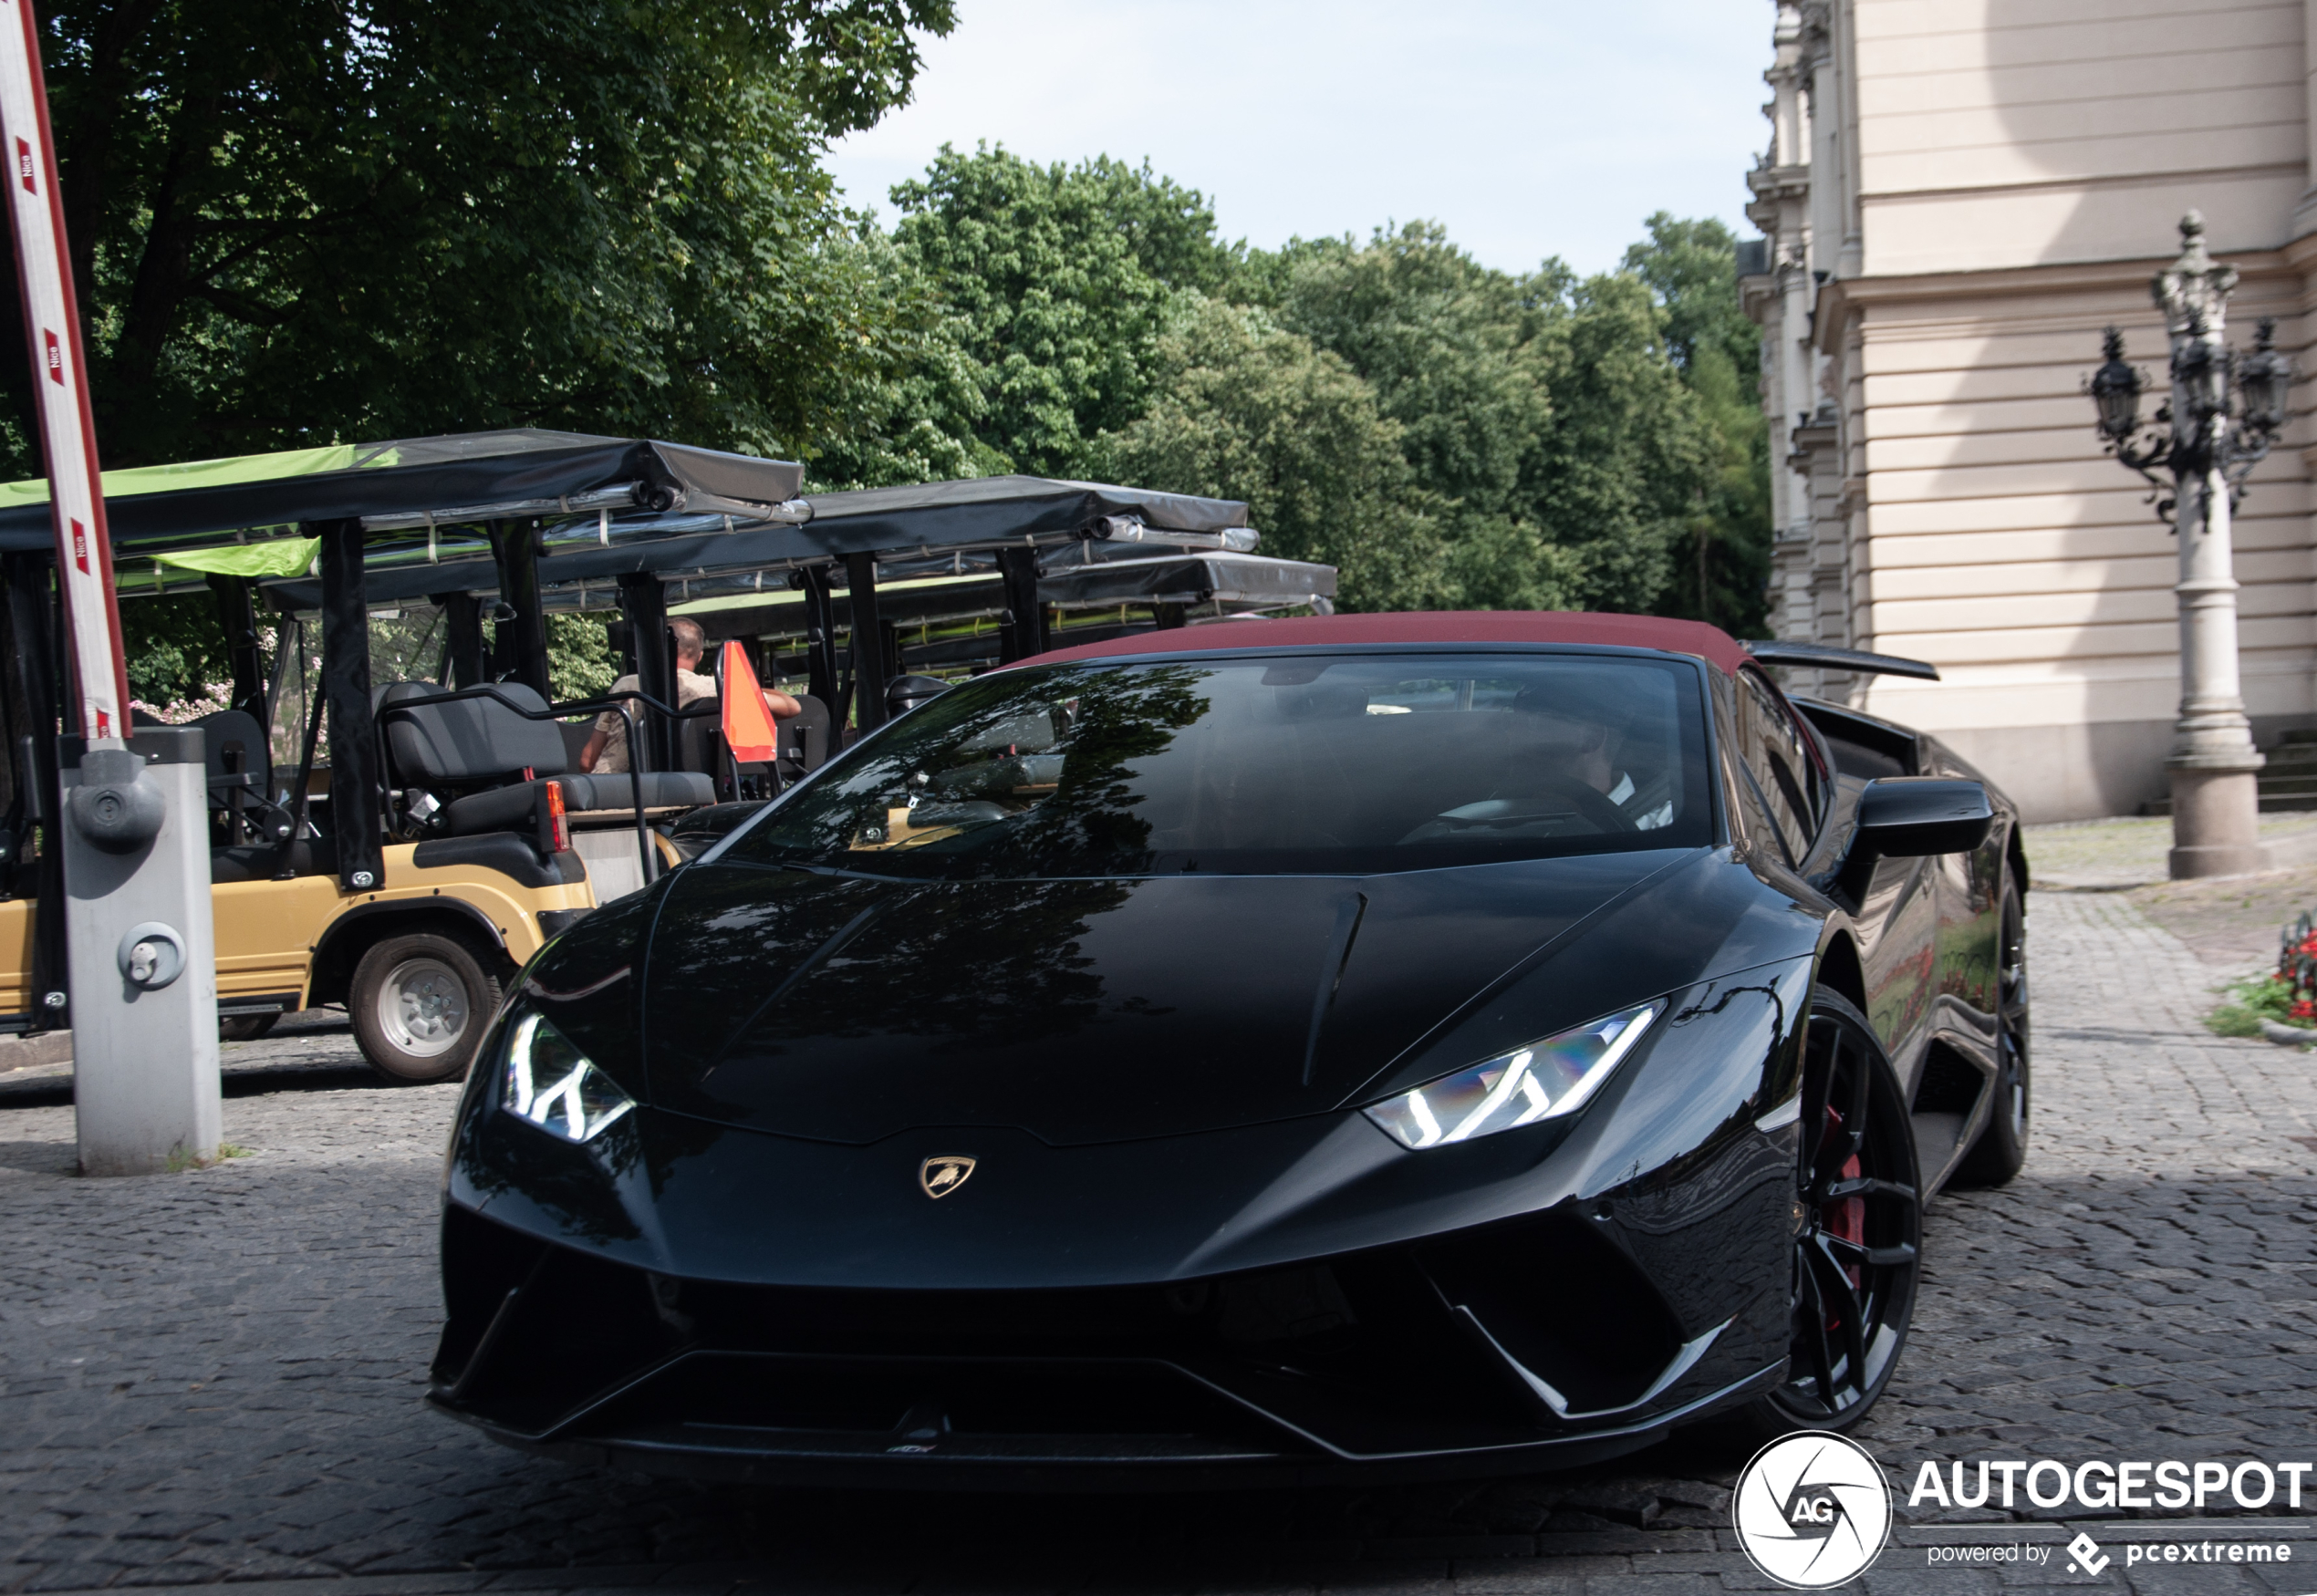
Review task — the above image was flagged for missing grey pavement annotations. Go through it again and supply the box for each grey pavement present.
[2,892,2315,1593]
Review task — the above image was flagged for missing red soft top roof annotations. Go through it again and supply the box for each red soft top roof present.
[1015,610,1751,674]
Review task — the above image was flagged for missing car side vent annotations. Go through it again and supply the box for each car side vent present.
[1912,1043,1983,1116]
[1213,1264,1357,1343]
[1417,1214,1682,1418]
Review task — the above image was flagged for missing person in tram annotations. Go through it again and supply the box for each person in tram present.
[581,617,800,774]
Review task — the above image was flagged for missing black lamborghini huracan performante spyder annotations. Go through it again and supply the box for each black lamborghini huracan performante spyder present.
[430,612,2029,1486]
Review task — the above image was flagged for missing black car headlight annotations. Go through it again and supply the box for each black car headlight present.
[1365,1000,1663,1150]
[499,1010,637,1145]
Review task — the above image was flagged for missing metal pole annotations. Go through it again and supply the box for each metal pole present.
[207,575,266,721]
[432,591,486,690]
[317,519,384,894]
[847,552,888,734]
[0,0,218,1172]
[2153,213,2266,877]
[997,546,1045,662]
[615,572,672,771]
[799,565,839,710]
[488,519,551,700]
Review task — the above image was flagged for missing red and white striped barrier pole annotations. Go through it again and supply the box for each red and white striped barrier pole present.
[0,0,219,1176]
[0,0,126,738]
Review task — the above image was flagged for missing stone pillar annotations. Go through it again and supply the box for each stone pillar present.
[1780,257,1815,535]
[2168,456,2266,876]
[2293,0,2317,237]
[1805,11,1839,278]
[2155,213,2267,877]
[1832,0,1864,280]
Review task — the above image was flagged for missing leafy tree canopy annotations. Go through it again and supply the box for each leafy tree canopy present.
[17,0,956,476]
[1092,297,1447,612]
[1620,213,1772,635]
[889,145,1236,476]
[1225,223,1717,614]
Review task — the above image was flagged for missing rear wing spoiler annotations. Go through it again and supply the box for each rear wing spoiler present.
[1742,641,1940,681]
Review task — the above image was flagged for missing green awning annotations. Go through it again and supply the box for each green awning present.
[0,445,362,508]
[151,538,320,579]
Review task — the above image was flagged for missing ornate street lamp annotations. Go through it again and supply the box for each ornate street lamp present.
[2085,212,2297,877]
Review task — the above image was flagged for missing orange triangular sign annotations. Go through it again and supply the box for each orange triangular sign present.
[720,640,779,762]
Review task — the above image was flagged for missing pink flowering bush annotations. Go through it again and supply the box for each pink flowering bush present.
[129,681,230,725]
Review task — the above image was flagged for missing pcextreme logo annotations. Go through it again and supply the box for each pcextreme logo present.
[1733,1432,1894,1589]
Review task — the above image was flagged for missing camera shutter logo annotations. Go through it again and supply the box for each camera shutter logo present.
[1733,1431,1892,1589]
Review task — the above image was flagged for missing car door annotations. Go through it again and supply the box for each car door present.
[1725,668,1819,876]
[1920,737,2005,1037]
[1737,670,1936,1075]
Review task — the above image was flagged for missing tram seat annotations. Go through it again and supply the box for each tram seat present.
[379,680,566,839]
[672,699,771,803]
[379,680,710,837]
[780,694,832,780]
[191,709,272,802]
[556,720,595,770]
[554,772,713,814]
[676,699,723,777]
[381,680,566,784]
[674,692,832,799]
[183,708,300,848]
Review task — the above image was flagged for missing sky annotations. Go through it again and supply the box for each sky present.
[824,0,1771,278]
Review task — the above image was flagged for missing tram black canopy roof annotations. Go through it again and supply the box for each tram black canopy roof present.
[0,430,807,552]
[262,472,1253,608]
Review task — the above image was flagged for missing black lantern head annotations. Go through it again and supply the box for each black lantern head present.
[2088,326,2145,440]
[2237,316,2294,436]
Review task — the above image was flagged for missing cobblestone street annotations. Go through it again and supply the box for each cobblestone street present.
[3,886,2315,1594]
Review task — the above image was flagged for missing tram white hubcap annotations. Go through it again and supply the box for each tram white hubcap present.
[378,957,470,1058]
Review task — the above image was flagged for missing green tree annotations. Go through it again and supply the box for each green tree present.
[1529,268,1720,615]
[119,590,231,713]
[546,613,619,703]
[1244,223,1712,615]
[12,0,956,476]
[795,227,992,490]
[1620,213,1772,636]
[890,145,1237,475]
[1092,297,1445,611]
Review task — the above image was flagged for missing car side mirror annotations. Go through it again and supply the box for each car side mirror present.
[886,674,950,714]
[1853,777,1993,859]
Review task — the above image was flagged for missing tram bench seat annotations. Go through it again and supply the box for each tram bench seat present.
[439,771,712,836]
[378,680,713,839]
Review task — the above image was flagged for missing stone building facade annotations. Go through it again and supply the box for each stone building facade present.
[1741,0,2317,821]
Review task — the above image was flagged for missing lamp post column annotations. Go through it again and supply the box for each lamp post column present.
[2156,216,2266,877]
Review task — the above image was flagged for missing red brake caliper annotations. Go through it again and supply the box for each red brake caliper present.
[1823,1104,1865,1328]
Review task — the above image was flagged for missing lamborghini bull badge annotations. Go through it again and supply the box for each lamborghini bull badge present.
[920,1155,977,1199]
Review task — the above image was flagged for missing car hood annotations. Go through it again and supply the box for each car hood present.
[639,849,1704,1145]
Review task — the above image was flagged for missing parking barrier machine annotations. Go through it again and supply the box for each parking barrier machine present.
[60,726,220,1174]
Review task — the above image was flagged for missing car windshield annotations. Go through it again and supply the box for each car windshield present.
[722,652,1713,878]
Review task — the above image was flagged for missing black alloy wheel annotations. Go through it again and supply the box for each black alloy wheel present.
[1955,876,2031,1186]
[1748,988,1921,1434]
